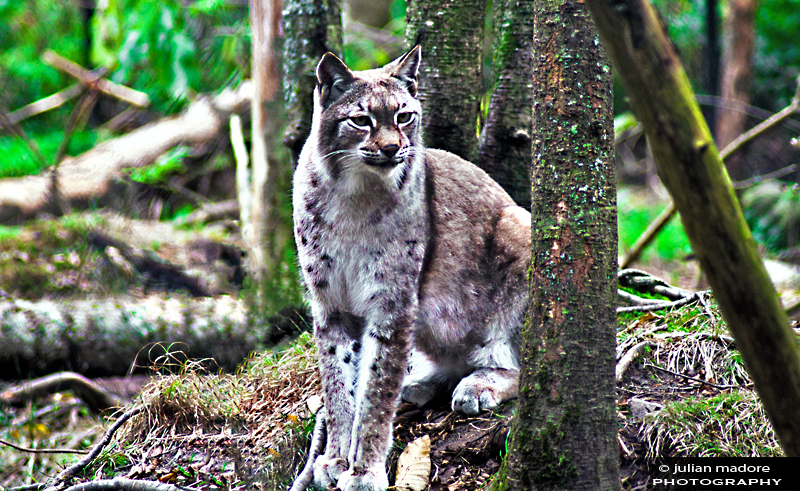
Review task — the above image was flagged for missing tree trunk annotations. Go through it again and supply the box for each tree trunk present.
[715,0,757,179]
[476,0,533,210]
[586,0,800,456]
[405,0,485,163]
[493,1,619,489]
[249,0,280,286]
[282,0,343,165]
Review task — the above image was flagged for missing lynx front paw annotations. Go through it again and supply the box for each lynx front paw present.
[313,455,348,488]
[451,369,518,415]
[451,380,501,415]
[337,467,390,491]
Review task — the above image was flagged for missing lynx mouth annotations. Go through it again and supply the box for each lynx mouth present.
[363,157,401,169]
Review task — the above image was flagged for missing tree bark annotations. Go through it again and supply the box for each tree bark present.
[282,0,343,165]
[405,0,485,163]
[0,84,252,225]
[715,0,757,178]
[493,1,619,489]
[585,0,800,456]
[476,0,533,210]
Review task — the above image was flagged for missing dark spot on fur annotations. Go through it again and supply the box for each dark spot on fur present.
[352,341,361,352]
[343,353,352,363]
[300,235,307,245]
[314,279,329,289]
[306,266,313,273]
[321,254,332,261]
[328,345,336,355]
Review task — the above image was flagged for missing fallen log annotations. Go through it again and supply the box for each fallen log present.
[0,295,310,379]
[0,82,252,224]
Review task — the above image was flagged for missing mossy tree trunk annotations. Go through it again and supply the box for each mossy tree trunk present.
[476,0,533,211]
[493,1,619,489]
[585,0,800,456]
[405,0,485,162]
[282,0,343,165]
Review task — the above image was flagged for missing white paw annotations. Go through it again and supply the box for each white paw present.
[451,378,501,416]
[337,466,389,491]
[313,455,348,488]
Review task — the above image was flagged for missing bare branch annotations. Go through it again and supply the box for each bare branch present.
[42,51,150,108]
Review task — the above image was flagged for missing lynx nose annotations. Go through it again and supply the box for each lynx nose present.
[381,144,400,159]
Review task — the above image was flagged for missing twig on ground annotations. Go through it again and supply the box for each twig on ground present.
[0,438,89,455]
[44,406,143,491]
[61,478,182,491]
[643,363,745,390]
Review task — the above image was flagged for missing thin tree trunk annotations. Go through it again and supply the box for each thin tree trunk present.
[249,0,281,286]
[493,0,619,489]
[715,0,757,179]
[405,0,485,162]
[586,0,800,456]
[282,0,343,165]
[476,0,533,210]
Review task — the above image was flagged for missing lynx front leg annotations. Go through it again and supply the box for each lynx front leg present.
[338,309,415,491]
[312,310,359,488]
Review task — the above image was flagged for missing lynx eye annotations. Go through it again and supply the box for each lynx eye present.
[350,115,371,127]
[396,112,413,124]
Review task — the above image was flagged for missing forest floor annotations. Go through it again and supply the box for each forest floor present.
[0,208,796,490]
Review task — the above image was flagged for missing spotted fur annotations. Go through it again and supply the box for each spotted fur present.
[292,45,530,491]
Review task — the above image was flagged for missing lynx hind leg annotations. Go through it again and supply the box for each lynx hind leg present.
[450,205,528,416]
[452,367,519,415]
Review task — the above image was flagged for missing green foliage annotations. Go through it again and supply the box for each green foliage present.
[741,180,800,252]
[0,130,99,178]
[753,0,800,110]
[92,0,248,112]
[126,145,188,185]
[643,391,782,457]
[618,188,693,262]
[342,0,406,70]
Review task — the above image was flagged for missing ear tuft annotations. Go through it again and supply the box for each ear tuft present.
[389,45,421,97]
[316,53,355,107]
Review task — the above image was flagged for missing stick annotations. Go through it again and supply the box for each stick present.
[616,341,658,382]
[2,84,85,128]
[42,51,150,108]
[1,371,123,414]
[643,363,742,390]
[0,438,88,455]
[45,406,143,491]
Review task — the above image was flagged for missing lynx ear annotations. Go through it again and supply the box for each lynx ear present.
[316,52,355,108]
[389,45,421,97]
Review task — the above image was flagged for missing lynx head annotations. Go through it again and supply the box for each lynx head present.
[311,45,423,181]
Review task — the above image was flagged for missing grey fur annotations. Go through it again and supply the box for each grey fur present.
[292,46,530,491]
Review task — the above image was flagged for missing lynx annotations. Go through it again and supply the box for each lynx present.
[291,43,531,491]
